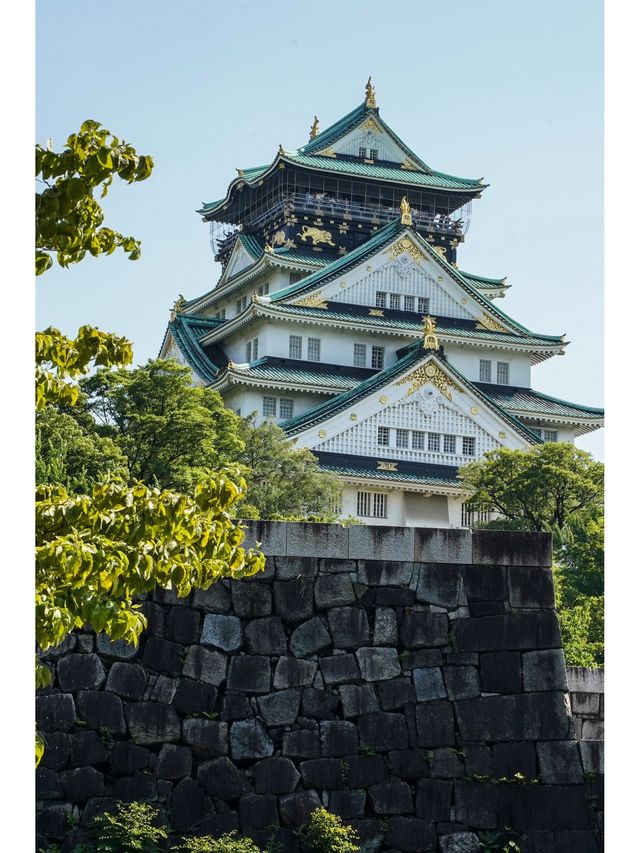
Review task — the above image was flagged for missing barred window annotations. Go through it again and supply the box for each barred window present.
[369,148,379,161]
[262,397,277,417]
[496,361,510,385]
[543,429,558,442]
[428,432,441,452]
[289,335,303,359]
[373,493,387,518]
[375,291,387,308]
[279,399,293,419]
[371,346,385,369]
[377,426,390,446]
[356,491,387,519]
[389,293,401,310]
[443,434,457,454]
[253,338,259,360]
[462,437,476,456]
[396,428,409,448]
[412,431,424,450]
[404,295,415,312]
[357,491,370,516]
[359,146,368,158]
[479,359,492,382]
[289,271,304,284]
[308,337,321,361]
[245,341,252,362]
[353,343,367,367]
[417,297,429,314]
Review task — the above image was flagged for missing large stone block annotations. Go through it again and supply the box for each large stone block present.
[428,748,465,779]
[479,651,522,694]
[274,656,318,690]
[401,649,443,672]
[231,582,273,618]
[113,770,157,803]
[453,781,497,828]
[283,728,320,759]
[413,667,446,702]
[460,565,506,602]
[319,654,361,686]
[491,742,537,780]
[344,754,389,788]
[388,749,431,780]
[274,579,315,622]
[314,574,356,609]
[155,743,192,780]
[245,617,288,656]
[166,607,201,644]
[169,778,211,831]
[415,564,465,608]
[399,612,448,648]
[199,812,240,836]
[522,650,568,692]
[182,646,227,686]
[141,637,184,677]
[221,694,252,721]
[439,832,480,853]
[507,566,555,608]
[69,731,106,767]
[358,711,409,751]
[373,607,398,646]
[302,687,340,719]
[566,667,604,694]
[61,766,104,802]
[125,701,181,745]
[96,633,138,660]
[255,757,301,794]
[299,757,345,790]
[182,718,228,759]
[377,587,415,607]
[77,690,126,734]
[201,614,243,653]
[472,529,552,567]
[496,785,593,831]
[274,556,318,580]
[147,674,177,704]
[241,520,288,556]
[172,678,218,715]
[357,560,414,586]
[320,558,356,574]
[192,582,231,612]
[40,732,70,771]
[278,790,322,828]
[579,740,604,775]
[230,719,274,760]
[442,666,480,701]
[197,756,252,800]
[320,720,359,757]
[36,767,64,800]
[453,612,562,652]
[105,662,147,700]
[328,606,370,649]
[536,741,583,784]
[57,654,106,692]
[36,804,73,841]
[355,647,401,682]
[349,526,414,561]
[329,790,366,820]
[570,691,600,717]
[455,692,572,742]
[415,700,455,747]
[286,522,349,558]
[368,781,414,815]
[36,693,76,732]
[377,677,416,710]
[289,617,332,657]
[386,816,437,852]
[258,688,302,726]
[414,528,472,564]
[227,655,272,693]
[109,741,151,775]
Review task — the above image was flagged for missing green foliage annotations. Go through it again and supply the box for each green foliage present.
[301,808,359,853]
[459,443,603,531]
[72,801,167,852]
[171,834,262,853]
[36,120,153,275]
[36,472,265,688]
[555,592,604,667]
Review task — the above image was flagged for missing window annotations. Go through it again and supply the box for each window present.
[289,335,303,359]
[396,429,409,449]
[252,338,259,360]
[428,432,441,452]
[214,308,226,319]
[236,298,242,315]
[357,491,387,518]
[417,296,429,314]
[373,493,387,518]
[479,359,492,382]
[369,148,378,161]
[279,399,293,419]
[530,427,542,438]
[404,295,415,312]
[462,437,476,456]
[496,361,510,385]
[377,426,390,446]
[353,343,367,367]
[389,293,401,310]
[357,491,370,516]
[371,346,385,370]
[289,272,304,285]
[412,431,424,450]
[308,337,321,362]
[262,397,277,417]
[543,429,558,442]
[375,291,387,308]
[359,146,368,158]
[257,282,270,296]
[245,341,252,362]
[443,434,457,454]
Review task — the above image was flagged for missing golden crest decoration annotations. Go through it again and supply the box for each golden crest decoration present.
[395,360,464,401]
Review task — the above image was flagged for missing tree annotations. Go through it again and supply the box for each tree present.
[36,120,153,275]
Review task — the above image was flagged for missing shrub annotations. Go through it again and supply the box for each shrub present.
[172,834,263,853]
[73,802,167,852]
[301,809,359,853]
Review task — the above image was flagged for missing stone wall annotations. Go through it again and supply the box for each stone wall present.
[36,524,604,852]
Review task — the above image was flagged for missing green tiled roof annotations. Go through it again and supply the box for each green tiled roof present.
[319,463,461,488]
[458,270,508,290]
[476,384,604,420]
[238,233,263,260]
[271,247,332,267]
[227,359,364,391]
[164,314,226,384]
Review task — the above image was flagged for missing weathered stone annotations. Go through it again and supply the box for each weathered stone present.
[462,745,492,777]
[148,674,178,703]
[201,614,243,653]
[492,742,537,780]
[166,606,201,644]
[299,757,345,790]
[399,612,448,648]
[358,711,409,751]
[109,741,150,775]
[454,612,561,652]
[239,793,279,830]
[172,679,218,715]
[275,556,319,579]
[302,687,339,719]
[200,812,240,836]
[495,785,593,831]
[114,770,157,802]
[182,718,228,758]
[274,656,318,689]
[36,804,74,840]
[570,691,600,717]
[373,607,398,646]
[566,666,604,694]
[274,579,314,622]
[241,520,288,557]
[81,797,117,826]
[258,688,302,726]
[40,732,70,771]
[388,749,431,780]
[254,757,301,794]
[289,617,332,657]
[415,779,453,821]
[279,790,322,827]
[536,741,583,783]
[327,606,370,649]
[155,744,192,780]
[320,720,359,757]
[376,587,415,607]
[319,654,361,686]
[77,690,126,734]
[69,731,107,767]
[428,748,465,779]
[415,564,465,609]
[314,574,356,609]
[442,666,480,701]
[344,754,389,788]
[507,566,555,608]
[36,693,76,732]
[386,816,437,852]
[579,740,604,775]
[401,649,443,672]
[141,637,184,677]
[197,756,252,800]
[581,719,604,740]
[439,832,480,853]
[96,633,138,660]
[169,778,212,831]
[57,654,106,692]
[357,560,414,586]
[414,528,472,563]
[232,582,273,617]
[522,650,568,692]
[192,582,231,612]
[320,558,356,573]
[455,692,572,742]
[472,529,552,567]
[231,719,274,760]
[245,616,287,655]
[479,651,522,694]
[221,694,253,721]
[125,701,181,745]
[36,767,65,799]
[283,728,320,759]
[227,655,271,693]
[413,667,446,702]
[41,635,76,660]
[368,781,414,814]
[415,700,455,747]
[105,662,147,700]
[288,522,349,558]
[328,790,366,819]
[349,526,414,561]
[356,647,401,682]
[62,767,104,802]
[339,683,379,718]
[460,565,506,602]
[377,677,416,710]
[182,645,227,686]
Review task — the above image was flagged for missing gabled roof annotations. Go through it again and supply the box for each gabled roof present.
[458,270,509,292]
[313,451,462,490]
[213,357,373,394]
[160,314,227,384]
[475,383,604,422]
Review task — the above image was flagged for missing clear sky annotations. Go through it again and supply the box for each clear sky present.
[35,0,604,458]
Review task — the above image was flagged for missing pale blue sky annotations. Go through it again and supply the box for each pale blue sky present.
[36,0,603,458]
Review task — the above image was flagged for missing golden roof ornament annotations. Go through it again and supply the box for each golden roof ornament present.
[309,116,320,140]
[365,76,377,109]
[278,144,285,156]
[264,241,273,253]
[400,196,412,226]
[170,294,185,320]
[236,168,245,176]
[422,315,439,350]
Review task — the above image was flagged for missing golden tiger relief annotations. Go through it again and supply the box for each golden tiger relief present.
[297,225,336,247]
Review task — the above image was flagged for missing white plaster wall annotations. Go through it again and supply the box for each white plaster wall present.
[221,387,326,423]
[445,345,531,387]
[339,487,464,528]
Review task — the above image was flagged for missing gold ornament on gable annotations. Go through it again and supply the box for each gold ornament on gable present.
[422,315,439,350]
[365,76,377,108]
[294,292,329,309]
[476,312,509,333]
[377,461,397,472]
[272,230,286,246]
[385,236,424,265]
[395,360,463,401]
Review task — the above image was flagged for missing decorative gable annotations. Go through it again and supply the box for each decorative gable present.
[316,115,420,168]
[223,240,257,282]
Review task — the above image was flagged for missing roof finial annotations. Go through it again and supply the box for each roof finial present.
[422,315,439,351]
[309,116,320,140]
[365,76,377,109]
[400,196,412,225]
[278,143,285,156]
[170,294,185,321]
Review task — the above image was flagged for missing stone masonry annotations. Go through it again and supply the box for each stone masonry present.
[36,524,604,852]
